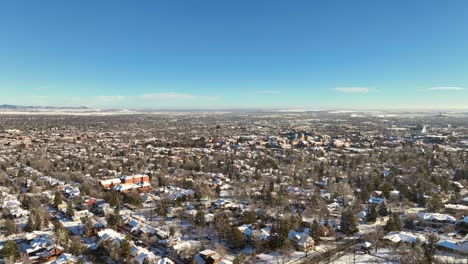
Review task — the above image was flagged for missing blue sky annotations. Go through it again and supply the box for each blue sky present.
[1,0,468,110]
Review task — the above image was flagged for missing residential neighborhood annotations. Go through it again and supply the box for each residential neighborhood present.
[0,111,467,263]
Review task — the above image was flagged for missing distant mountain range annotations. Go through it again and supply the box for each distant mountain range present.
[0,104,89,110]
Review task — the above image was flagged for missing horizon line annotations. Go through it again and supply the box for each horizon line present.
[1,103,468,113]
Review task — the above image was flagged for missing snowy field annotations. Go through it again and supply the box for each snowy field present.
[331,249,397,264]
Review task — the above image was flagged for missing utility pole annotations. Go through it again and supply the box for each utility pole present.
[353,247,356,264]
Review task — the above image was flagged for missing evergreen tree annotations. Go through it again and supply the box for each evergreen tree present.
[340,210,358,235]
[25,213,35,232]
[385,213,401,232]
[1,240,19,259]
[53,223,70,251]
[214,212,231,239]
[378,202,388,217]
[65,201,74,219]
[359,186,370,202]
[54,190,63,208]
[366,204,378,222]
[120,239,131,261]
[4,218,16,236]
[428,195,444,212]
[104,188,120,208]
[242,211,256,224]
[269,219,291,249]
[310,220,321,245]
[233,253,247,264]
[25,209,41,231]
[107,211,121,228]
[393,213,402,230]
[194,210,205,226]
[33,209,43,230]
[229,227,246,249]
[69,237,83,256]
[424,234,439,263]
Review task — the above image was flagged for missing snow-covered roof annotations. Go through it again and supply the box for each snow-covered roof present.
[445,204,468,211]
[97,229,126,244]
[358,211,367,220]
[368,197,385,204]
[418,212,457,222]
[114,182,151,191]
[156,257,175,264]
[383,231,427,244]
[437,240,468,254]
[100,178,121,186]
[288,229,313,248]
[437,240,458,250]
[237,224,253,236]
[45,253,78,264]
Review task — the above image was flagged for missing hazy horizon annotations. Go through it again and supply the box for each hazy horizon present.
[1,103,468,113]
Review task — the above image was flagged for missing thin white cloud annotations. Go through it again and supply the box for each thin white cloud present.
[31,95,50,99]
[96,96,126,102]
[95,93,219,102]
[256,90,281,95]
[428,86,464,91]
[142,93,194,100]
[143,93,219,101]
[335,87,370,93]
[33,86,50,91]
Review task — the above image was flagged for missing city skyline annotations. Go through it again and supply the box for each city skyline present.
[1,1,468,109]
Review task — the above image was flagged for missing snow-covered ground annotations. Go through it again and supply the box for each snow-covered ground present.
[357,216,388,234]
[331,248,468,264]
[253,244,335,263]
[331,248,397,264]
[435,250,468,263]
[256,251,307,263]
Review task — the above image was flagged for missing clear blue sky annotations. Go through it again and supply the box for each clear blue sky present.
[1,0,468,110]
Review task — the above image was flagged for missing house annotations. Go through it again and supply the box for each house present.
[194,249,232,264]
[156,258,175,264]
[25,232,56,256]
[83,197,97,207]
[383,231,426,244]
[45,253,78,264]
[355,242,373,254]
[457,216,468,233]
[253,226,271,240]
[389,190,400,200]
[63,186,80,197]
[444,204,468,214]
[204,213,215,223]
[357,211,367,221]
[418,212,457,227]
[57,201,68,211]
[237,224,253,238]
[11,207,29,218]
[59,220,84,236]
[97,229,126,245]
[131,244,160,264]
[287,229,314,251]
[36,247,64,263]
[368,197,385,204]
[72,210,94,221]
[170,240,201,260]
[436,240,468,255]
